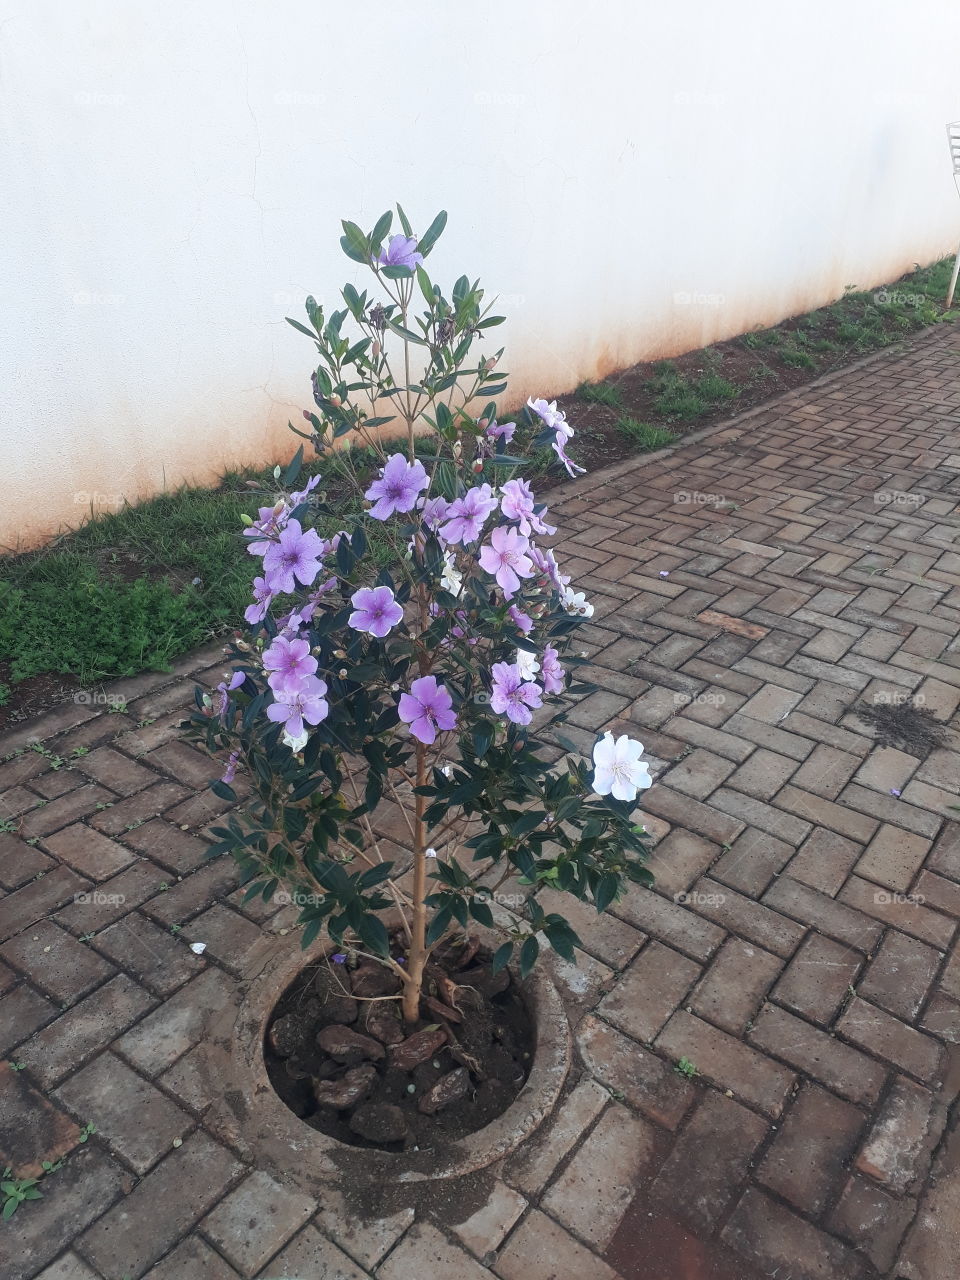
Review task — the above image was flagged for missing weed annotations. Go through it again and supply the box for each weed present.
[780,347,816,370]
[0,818,19,835]
[616,420,677,451]
[674,1056,700,1079]
[576,380,623,408]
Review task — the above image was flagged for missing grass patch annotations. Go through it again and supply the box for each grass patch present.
[577,379,623,408]
[646,364,739,420]
[617,419,677,451]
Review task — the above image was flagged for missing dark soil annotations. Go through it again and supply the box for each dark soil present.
[264,937,532,1152]
[854,698,950,759]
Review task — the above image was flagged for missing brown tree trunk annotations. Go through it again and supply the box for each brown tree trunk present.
[401,741,429,1024]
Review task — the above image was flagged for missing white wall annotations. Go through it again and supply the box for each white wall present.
[2,0,959,550]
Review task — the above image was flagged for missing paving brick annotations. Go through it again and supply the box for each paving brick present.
[535,887,644,970]
[710,827,794,897]
[115,965,235,1076]
[662,748,736,799]
[121,818,213,873]
[0,1059,81,1178]
[494,1210,620,1280]
[0,920,115,1005]
[762,875,881,951]
[926,821,960,882]
[688,937,783,1034]
[772,932,862,1025]
[54,1051,192,1174]
[856,823,932,893]
[0,832,57,889]
[255,1226,367,1279]
[709,787,813,846]
[147,740,217,788]
[575,1016,695,1131]
[748,1003,887,1105]
[2,1148,127,1280]
[41,823,138,880]
[686,876,806,957]
[855,1075,947,1193]
[35,1254,104,1280]
[721,1187,868,1280]
[144,1236,242,1279]
[853,745,921,793]
[200,1170,315,1276]
[310,1188,414,1270]
[790,743,861,800]
[599,941,701,1042]
[0,865,93,943]
[77,1132,243,1279]
[637,784,746,846]
[88,781,191,835]
[0,982,59,1054]
[141,856,241,926]
[54,860,168,935]
[450,1181,527,1259]
[542,1104,665,1249]
[895,1121,960,1280]
[649,1091,768,1232]
[660,714,755,762]
[858,928,942,1021]
[836,996,942,1081]
[839,874,956,948]
[781,710,873,756]
[75,745,160,796]
[839,781,942,838]
[724,711,815,761]
[642,828,721,897]
[828,1175,917,1272]
[738,684,803,724]
[655,1010,796,1117]
[914,867,960,919]
[784,825,864,897]
[726,749,798,800]
[182,903,268,975]
[757,1081,865,1214]
[775,784,879,843]
[611,883,725,962]
[19,785,115,839]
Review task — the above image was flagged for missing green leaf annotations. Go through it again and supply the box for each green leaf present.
[490,941,513,975]
[396,203,413,236]
[210,780,237,803]
[283,444,304,486]
[340,220,370,264]
[519,934,540,979]
[425,905,453,945]
[286,317,318,339]
[594,872,620,914]
[468,897,494,926]
[418,209,447,257]
[381,264,414,280]
[370,210,393,254]
[357,914,390,957]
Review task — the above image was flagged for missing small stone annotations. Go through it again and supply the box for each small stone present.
[418,1067,470,1114]
[458,964,510,998]
[268,1012,305,1057]
[365,1004,405,1045]
[313,1063,377,1110]
[349,1103,409,1144]
[320,994,359,1025]
[390,1027,448,1072]
[316,1025,385,1064]
[351,963,401,999]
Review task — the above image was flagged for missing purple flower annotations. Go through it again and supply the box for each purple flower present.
[527,397,571,437]
[486,419,516,446]
[266,675,329,741]
[529,545,569,594]
[245,577,275,625]
[490,662,543,726]
[331,952,347,964]
[478,526,534,599]
[542,646,565,694]
[420,495,450,531]
[263,636,318,693]
[262,520,327,594]
[365,454,429,520]
[500,478,557,537]
[439,484,498,545]
[377,235,424,271]
[213,670,246,718]
[221,750,240,785]
[398,675,457,744]
[349,585,404,639]
[552,434,585,478]
[288,474,321,507]
[244,504,288,557]
[509,604,533,635]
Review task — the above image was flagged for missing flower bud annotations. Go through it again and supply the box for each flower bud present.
[472,460,484,473]
[334,649,346,659]
[272,500,285,517]
[372,341,381,359]
[477,417,489,430]
[452,441,462,461]
[240,513,253,527]
[486,355,498,370]
[329,395,342,408]
[339,668,348,678]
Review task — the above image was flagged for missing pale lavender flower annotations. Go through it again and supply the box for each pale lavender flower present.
[262,520,327,593]
[509,605,533,635]
[500,478,557,537]
[331,952,347,964]
[420,495,450,532]
[478,526,534,598]
[397,675,457,744]
[365,454,429,520]
[349,585,404,639]
[266,675,329,740]
[263,636,318,693]
[244,504,289,556]
[528,545,569,594]
[440,484,498,545]
[542,646,565,694]
[221,750,240,785]
[245,576,275,625]
[527,397,570,437]
[552,434,585,478]
[486,419,516,446]
[592,732,651,802]
[214,670,246,717]
[490,661,543,726]
[377,234,424,270]
[288,474,321,507]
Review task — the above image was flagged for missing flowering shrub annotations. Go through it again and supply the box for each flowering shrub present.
[190,205,653,1024]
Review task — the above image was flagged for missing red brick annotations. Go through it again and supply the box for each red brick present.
[856,823,932,893]
[599,941,701,1042]
[41,824,136,880]
[790,743,861,799]
[495,1211,620,1280]
[829,1175,917,1272]
[0,1060,81,1177]
[147,740,216,788]
[928,821,960,882]
[686,876,806,957]
[536,886,643,969]
[853,745,921,793]
[75,745,159,795]
[762,875,881,951]
[0,833,56,889]
[709,787,812,846]
[711,826,794,897]
[642,828,721,897]
[182,903,267,975]
[115,966,236,1076]
[726,748,798,800]
[858,929,942,1021]
[655,1010,796,1117]
[91,910,207,996]
[836,996,942,1081]
[772,932,862,1025]
[913,868,960,917]
[121,818,212,873]
[0,920,114,1005]
[29,769,85,800]
[748,1004,887,1106]
[576,1015,695,1130]
[611,883,725,962]
[0,982,58,1055]
[639,784,746,846]
[649,1091,768,1232]
[784,825,863,897]
[855,1075,947,1193]
[839,874,956,948]
[689,937,783,1034]
[141,857,241,926]
[738,684,803,724]
[19,785,115,838]
[757,1081,864,1214]
[662,748,736,799]
[721,1187,868,1280]
[0,865,92,942]
[775,784,879,842]
[504,1079,609,1195]
[88,780,190,835]
[200,1169,315,1275]
[257,1227,368,1280]
[143,1236,243,1280]
[54,860,168,934]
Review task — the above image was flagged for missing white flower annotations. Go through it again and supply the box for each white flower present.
[592,732,652,802]
[425,847,438,858]
[440,551,463,594]
[515,648,540,680]
[283,727,309,753]
[562,586,594,618]
[441,765,453,778]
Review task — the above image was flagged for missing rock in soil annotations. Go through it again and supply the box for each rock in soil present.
[389,1027,448,1072]
[351,963,401,999]
[316,1025,385,1065]
[418,1067,471,1115]
[458,964,510,999]
[422,994,463,1023]
[313,1063,377,1110]
[320,994,359,1024]
[268,1012,305,1057]
[349,1103,409,1144]
[364,1004,405,1045]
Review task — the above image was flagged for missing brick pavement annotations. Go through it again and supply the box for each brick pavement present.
[1,328,960,1279]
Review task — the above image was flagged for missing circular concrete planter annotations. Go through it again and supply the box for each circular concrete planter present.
[205,934,571,1189]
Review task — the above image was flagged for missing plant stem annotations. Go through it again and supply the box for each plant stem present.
[402,740,429,1023]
